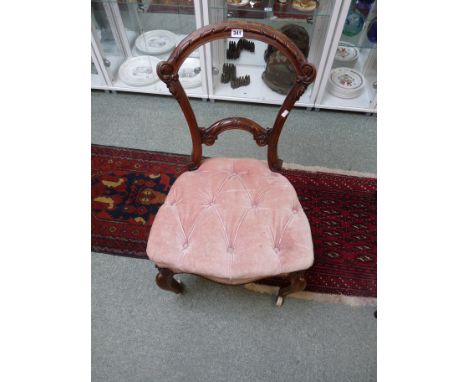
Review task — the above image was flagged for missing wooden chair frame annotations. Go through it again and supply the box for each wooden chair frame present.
[154,21,317,305]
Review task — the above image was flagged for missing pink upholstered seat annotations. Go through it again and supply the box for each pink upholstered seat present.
[147,158,314,284]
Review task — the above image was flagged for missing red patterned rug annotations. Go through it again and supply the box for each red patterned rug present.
[92,144,377,298]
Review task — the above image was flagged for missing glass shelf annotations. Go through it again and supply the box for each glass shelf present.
[117,0,197,37]
[338,31,376,50]
[93,0,195,14]
[208,0,332,19]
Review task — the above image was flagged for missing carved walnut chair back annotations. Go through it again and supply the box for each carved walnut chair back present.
[156,21,317,172]
[150,21,317,306]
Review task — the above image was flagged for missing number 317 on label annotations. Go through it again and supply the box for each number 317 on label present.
[231,29,244,38]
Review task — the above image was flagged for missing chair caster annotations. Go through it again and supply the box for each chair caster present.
[275,295,284,307]
[174,281,185,294]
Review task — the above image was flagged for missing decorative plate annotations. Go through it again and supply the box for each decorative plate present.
[118,56,161,87]
[328,67,365,98]
[335,42,359,63]
[292,0,317,11]
[135,30,176,55]
[226,0,249,6]
[178,58,202,89]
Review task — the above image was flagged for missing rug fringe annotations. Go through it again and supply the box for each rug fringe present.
[244,283,377,307]
[281,162,377,178]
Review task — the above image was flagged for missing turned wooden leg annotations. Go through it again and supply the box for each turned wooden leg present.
[187,161,199,171]
[275,271,306,307]
[155,266,184,294]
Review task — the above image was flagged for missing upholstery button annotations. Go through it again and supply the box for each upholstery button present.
[274,246,280,253]
[292,207,298,214]
[182,242,188,249]
[227,246,234,253]
[252,202,258,208]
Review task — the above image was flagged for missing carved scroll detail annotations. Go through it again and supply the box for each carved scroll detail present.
[199,117,271,147]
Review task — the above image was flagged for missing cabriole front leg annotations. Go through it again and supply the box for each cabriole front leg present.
[275,271,306,306]
[155,266,184,294]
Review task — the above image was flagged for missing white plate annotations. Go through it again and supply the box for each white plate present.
[135,30,176,55]
[335,42,359,65]
[118,56,161,87]
[226,0,249,6]
[132,34,200,59]
[328,67,365,99]
[178,58,202,89]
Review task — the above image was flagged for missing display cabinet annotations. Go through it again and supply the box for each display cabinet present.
[92,1,127,88]
[91,0,209,99]
[201,0,343,107]
[91,43,109,89]
[315,0,376,112]
[91,0,377,113]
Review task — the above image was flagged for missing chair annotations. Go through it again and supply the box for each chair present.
[147,21,317,306]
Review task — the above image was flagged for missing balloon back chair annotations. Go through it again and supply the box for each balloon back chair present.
[147,21,317,306]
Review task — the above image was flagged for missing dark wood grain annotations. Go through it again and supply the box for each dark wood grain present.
[155,266,184,294]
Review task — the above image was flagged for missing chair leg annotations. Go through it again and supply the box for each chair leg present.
[270,158,283,172]
[155,266,184,294]
[275,271,306,307]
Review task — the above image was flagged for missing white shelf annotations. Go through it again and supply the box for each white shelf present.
[317,83,375,112]
[212,64,313,107]
[129,33,201,60]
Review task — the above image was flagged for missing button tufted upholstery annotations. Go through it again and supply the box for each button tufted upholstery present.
[147,158,314,284]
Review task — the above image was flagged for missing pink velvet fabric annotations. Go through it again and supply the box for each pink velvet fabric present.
[147,158,314,284]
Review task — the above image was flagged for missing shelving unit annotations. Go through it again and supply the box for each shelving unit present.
[91,43,109,90]
[91,0,377,113]
[315,0,377,112]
